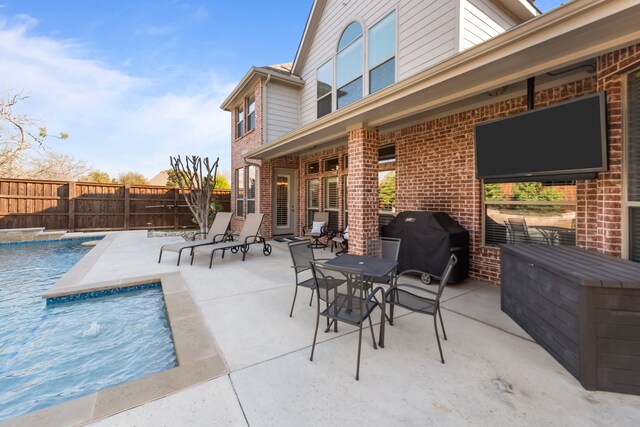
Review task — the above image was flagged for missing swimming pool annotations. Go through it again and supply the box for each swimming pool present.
[0,239,177,421]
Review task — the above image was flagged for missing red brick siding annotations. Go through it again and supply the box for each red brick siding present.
[231,80,264,232]
[379,77,601,283]
[347,128,380,256]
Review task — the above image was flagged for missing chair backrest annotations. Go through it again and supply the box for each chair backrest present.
[313,211,329,226]
[434,254,458,303]
[288,240,315,273]
[381,237,401,261]
[207,212,233,240]
[310,261,365,304]
[238,213,264,241]
[507,218,529,240]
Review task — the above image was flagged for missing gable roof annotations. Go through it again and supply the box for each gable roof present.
[220,63,303,111]
[247,0,640,160]
[291,0,540,76]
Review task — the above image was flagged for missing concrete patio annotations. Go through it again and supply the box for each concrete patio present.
[26,232,640,425]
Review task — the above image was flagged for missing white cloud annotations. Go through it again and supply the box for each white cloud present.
[0,15,235,179]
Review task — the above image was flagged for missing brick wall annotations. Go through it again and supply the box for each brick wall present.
[347,128,380,256]
[379,77,601,283]
[374,42,640,283]
[230,80,264,232]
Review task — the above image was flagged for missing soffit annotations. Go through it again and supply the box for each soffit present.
[245,0,640,160]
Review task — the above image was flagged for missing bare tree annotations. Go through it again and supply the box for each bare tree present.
[1,91,68,177]
[28,151,91,181]
[170,155,219,234]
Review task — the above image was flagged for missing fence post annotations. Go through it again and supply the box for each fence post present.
[174,187,179,229]
[68,181,75,231]
[124,185,130,230]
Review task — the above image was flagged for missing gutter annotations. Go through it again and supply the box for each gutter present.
[220,67,304,111]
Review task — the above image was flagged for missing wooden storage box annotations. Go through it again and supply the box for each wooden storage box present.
[501,244,640,395]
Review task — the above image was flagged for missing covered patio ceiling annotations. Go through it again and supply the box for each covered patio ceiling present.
[245,0,640,161]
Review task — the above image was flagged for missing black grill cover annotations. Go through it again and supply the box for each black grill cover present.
[382,211,469,283]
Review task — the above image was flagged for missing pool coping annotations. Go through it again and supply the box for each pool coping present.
[1,234,228,427]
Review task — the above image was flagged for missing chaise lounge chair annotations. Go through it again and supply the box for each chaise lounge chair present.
[158,212,233,266]
[191,213,272,268]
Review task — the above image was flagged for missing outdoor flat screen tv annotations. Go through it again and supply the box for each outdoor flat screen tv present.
[474,92,607,180]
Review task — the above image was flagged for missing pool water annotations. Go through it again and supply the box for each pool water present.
[0,240,177,421]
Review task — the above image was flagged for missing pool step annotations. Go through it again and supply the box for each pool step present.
[0,227,67,243]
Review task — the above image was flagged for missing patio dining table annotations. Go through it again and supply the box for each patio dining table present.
[325,254,398,347]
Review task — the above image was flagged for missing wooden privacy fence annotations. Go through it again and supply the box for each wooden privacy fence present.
[0,178,231,231]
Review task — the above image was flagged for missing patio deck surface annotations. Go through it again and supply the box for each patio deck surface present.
[22,232,640,426]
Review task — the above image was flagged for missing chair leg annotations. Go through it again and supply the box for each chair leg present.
[310,311,320,362]
[177,249,183,266]
[209,252,214,269]
[389,302,395,326]
[289,286,299,317]
[368,316,377,350]
[434,314,445,364]
[438,307,447,341]
[158,249,163,263]
[309,289,314,306]
[356,323,363,381]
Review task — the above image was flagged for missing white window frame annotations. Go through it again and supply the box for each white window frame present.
[367,10,397,94]
[246,95,255,132]
[236,104,244,139]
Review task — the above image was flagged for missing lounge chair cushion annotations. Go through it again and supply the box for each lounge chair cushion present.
[311,221,325,234]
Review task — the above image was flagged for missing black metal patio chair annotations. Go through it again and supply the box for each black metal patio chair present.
[287,240,336,318]
[369,237,401,286]
[382,253,457,364]
[309,261,385,380]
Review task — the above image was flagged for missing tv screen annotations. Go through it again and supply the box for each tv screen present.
[474,92,607,180]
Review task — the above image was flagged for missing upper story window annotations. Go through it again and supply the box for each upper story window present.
[236,104,244,138]
[317,60,333,119]
[336,22,363,109]
[369,11,396,94]
[247,95,256,132]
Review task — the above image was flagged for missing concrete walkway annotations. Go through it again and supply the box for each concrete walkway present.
[43,233,640,426]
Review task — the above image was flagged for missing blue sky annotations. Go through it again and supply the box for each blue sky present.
[0,0,564,179]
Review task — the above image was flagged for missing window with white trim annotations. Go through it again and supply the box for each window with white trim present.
[247,166,257,214]
[236,168,244,217]
[369,11,396,94]
[317,60,333,118]
[336,22,363,109]
[247,95,255,132]
[307,179,319,226]
[236,104,244,138]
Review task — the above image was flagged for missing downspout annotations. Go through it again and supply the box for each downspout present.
[263,73,273,145]
[527,77,535,110]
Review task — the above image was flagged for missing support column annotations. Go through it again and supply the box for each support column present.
[347,126,379,256]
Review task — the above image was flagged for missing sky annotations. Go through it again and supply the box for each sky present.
[0,0,565,179]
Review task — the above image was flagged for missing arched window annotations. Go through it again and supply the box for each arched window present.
[336,21,363,109]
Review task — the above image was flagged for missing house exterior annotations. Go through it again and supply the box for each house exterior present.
[222,0,640,284]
